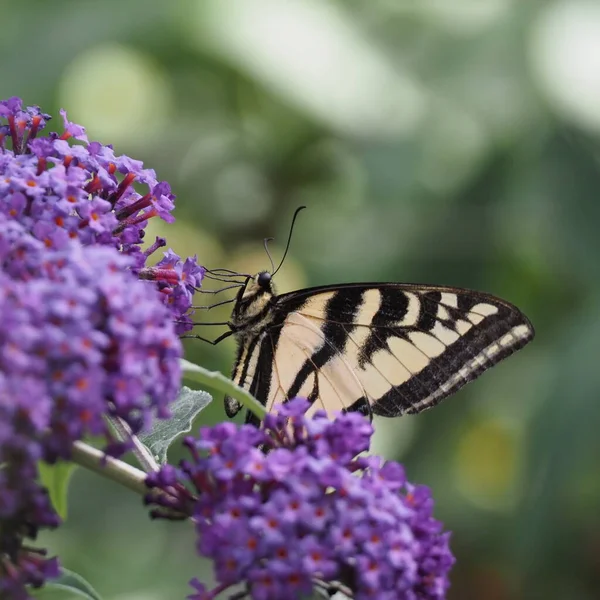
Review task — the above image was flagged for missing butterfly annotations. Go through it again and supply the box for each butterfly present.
[195,208,534,424]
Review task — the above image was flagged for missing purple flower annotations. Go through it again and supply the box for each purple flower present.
[0,462,61,585]
[0,537,60,600]
[0,98,51,154]
[139,250,205,334]
[0,376,61,597]
[59,108,88,142]
[0,96,201,598]
[0,218,182,460]
[0,97,203,332]
[146,399,455,600]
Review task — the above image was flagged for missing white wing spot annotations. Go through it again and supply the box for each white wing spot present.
[440,292,458,308]
[350,289,382,349]
[395,292,420,327]
[362,349,412,390]
[298,371,315,398]
[437,304,451,321]
[431,321,460,345]
[467,303,499,325]
[408,331,446,358]
[357,289,382,323]
[300,292,337,319]
[387,336,430,373]
[498,324,531,347]
[455,319,472,335]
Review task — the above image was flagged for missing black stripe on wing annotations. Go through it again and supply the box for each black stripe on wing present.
[368,290,532,416]
[286,288,363,399]
[359,288,409,366]
[243,293,309,426]
[239,283,533,422]
[358,290,452,396]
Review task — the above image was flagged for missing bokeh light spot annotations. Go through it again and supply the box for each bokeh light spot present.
[399,0,513,35]
[58,43,172,143]
[529,0,600,133]
[213,163,273,227]
[455,419,520,511]
[188,0,425,138]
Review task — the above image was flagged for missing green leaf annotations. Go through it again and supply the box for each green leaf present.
[33,568,103,600]
[180,358,267,420]
[138,386,212,464]
[37,461,76,520]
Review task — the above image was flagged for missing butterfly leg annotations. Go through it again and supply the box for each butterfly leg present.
[192,298,238,310]
[194,283,242,294]
[180,330,234,345]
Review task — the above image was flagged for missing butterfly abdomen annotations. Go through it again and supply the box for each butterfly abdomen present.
[225,274,278,417]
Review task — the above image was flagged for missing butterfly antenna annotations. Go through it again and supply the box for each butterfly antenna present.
[272,205,306,277]
[207,268,251,278]
[263,237,275,273]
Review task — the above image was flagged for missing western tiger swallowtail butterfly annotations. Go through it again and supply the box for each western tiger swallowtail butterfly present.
[195,208,534,424]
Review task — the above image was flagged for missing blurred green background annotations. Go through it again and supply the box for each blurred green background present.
[3,0,600,598]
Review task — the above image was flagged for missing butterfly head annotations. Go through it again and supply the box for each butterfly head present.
[239,270,276,300]
[256,270,272,289]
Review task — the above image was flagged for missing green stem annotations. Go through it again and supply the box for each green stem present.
[180,359,267,420]
[107,415,160,473]
[70,441,148,497]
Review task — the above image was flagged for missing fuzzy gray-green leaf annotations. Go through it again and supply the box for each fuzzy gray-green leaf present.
[138,386,212,464]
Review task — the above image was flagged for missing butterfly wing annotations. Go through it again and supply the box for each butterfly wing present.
[232,283,534,422]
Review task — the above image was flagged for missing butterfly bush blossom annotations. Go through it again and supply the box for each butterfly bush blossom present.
[0,229,182,595]
[0,414,60,598]
[0,98,202,596]
[0,96,204,332]
[0,219,182,457]
[146,399,455,600]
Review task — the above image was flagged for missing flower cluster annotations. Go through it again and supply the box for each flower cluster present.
[0,450,60,598]
[0,96,204,331]
[0,97,199,597]
[0,219,182,460]
[0,227,182,593]
[146,399,455,600]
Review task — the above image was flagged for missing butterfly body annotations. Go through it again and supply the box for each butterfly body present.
[223,271,534,423]
[229,272,276,337]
